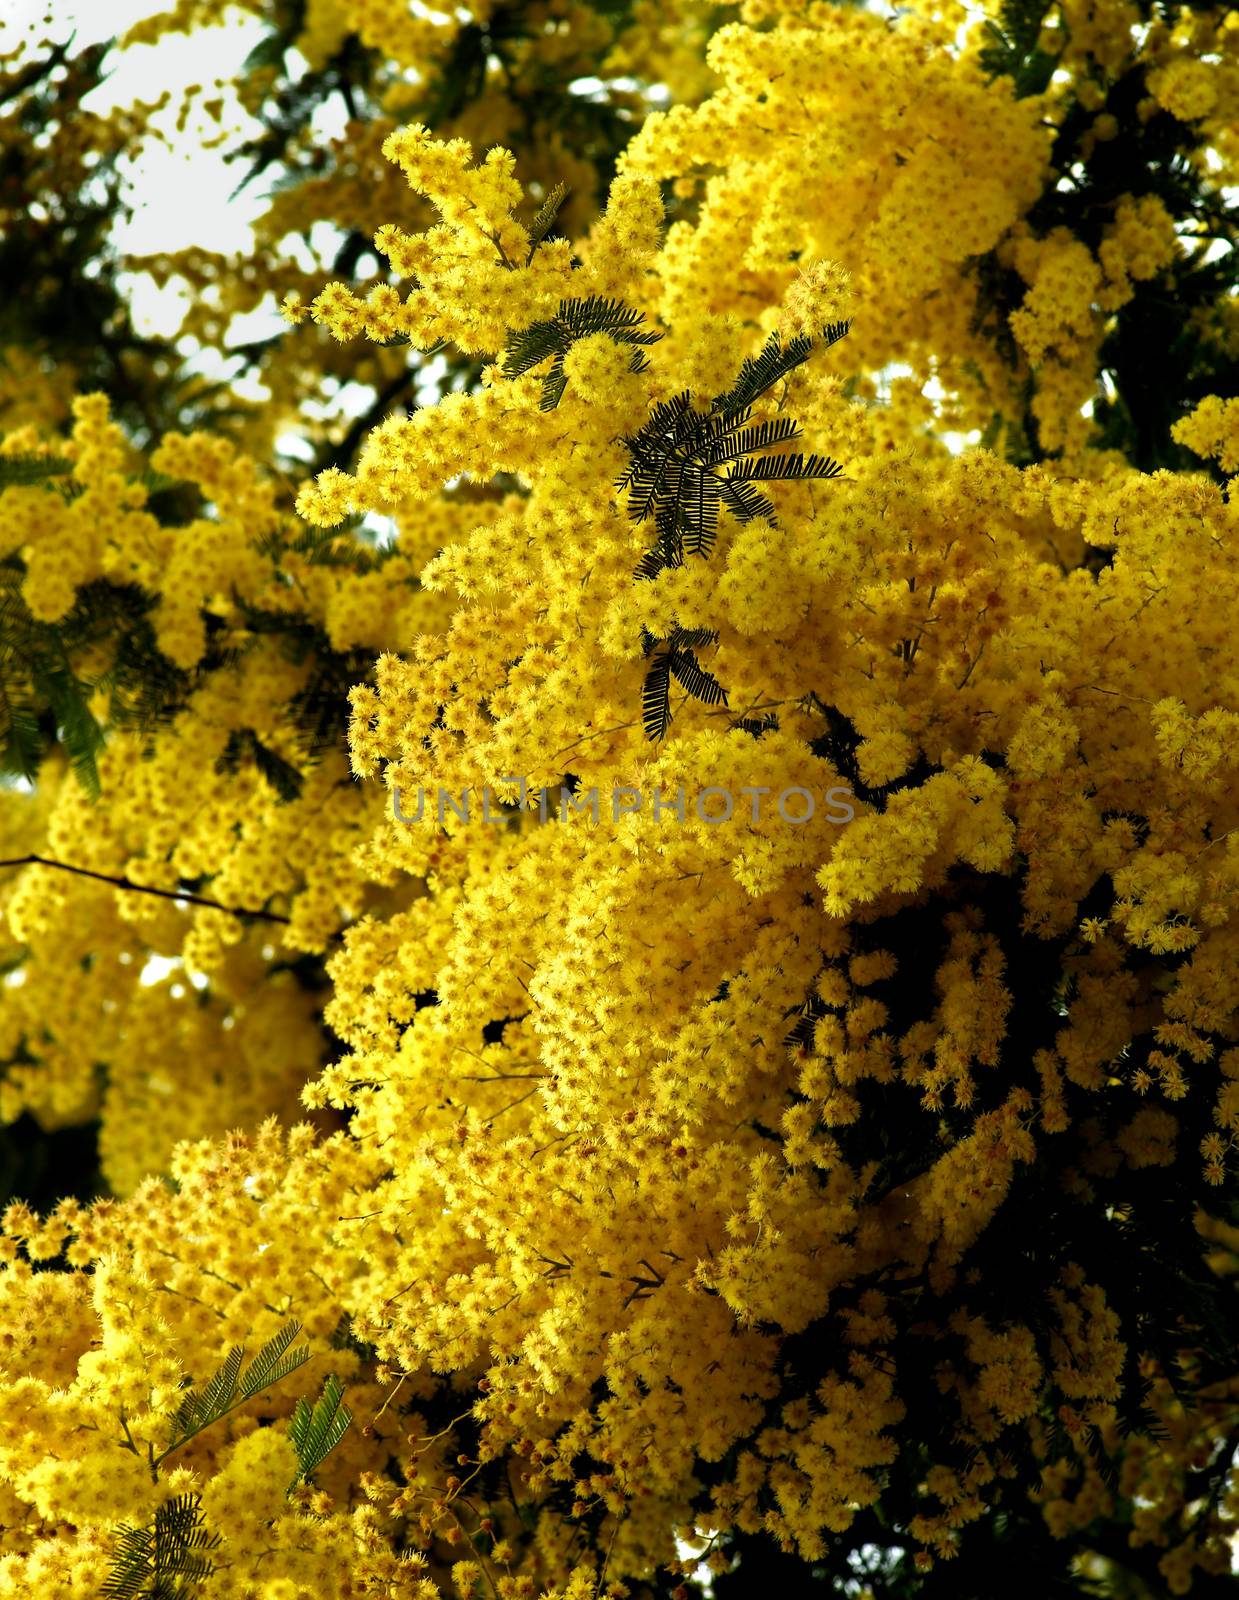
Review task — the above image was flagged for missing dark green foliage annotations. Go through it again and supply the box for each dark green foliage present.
[523,182,570,265]
[667,647,728,707]
[619,321,848,737]
[2,578,102,799]
[618,322,848,581]
[807,695,940,813]
[782,988,828,1052]
[972,5,1237,471]
[0,567,194,798]
[163,1320,309,1461]
[233,594,381,756]
[60,582,189,730]
[711,320,849,418]
[731,711,779,737]
[978,0,1057,96]
[0,454,74,488]
[0,456,199,795]
[101,1493,220,1600]
[502,294,663,410]
[288,1373,352,1486]
[639,625,728,741]
[99,1330,352,1591]
[640,650,674,742]
[217,729,305,802]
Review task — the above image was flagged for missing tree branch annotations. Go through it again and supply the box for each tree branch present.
[311,365,416,477]
[0,854,290,925]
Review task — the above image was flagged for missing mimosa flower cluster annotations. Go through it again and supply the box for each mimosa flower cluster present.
[0,2,1237,1597]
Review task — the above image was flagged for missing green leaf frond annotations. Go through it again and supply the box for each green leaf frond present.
[732,711,780,737]
[0,577,191,796]
[725,450,844,484]
[622,323,850,737]
[102,1493,220,1600]
[668,648,728,707]
[978,0,1056,95]
[618,322,850,584]
[640,626,727,741]
[161,1319,310,1463]
[641,650,674,743]
[501,293,663,410]
[288,1373,353,1488]
[0,453,74,488]
[216,729,306,802]
[710,321,848,418]
[524,181,569,265]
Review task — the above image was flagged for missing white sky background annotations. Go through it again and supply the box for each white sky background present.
[3,0,412,450]
[6,0,277,310]
[5,0,360,445]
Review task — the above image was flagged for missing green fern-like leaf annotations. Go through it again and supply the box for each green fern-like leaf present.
[524,182,569,264]
[641,651,674,742]
[669,649,728,708]
[501,320,565,378]
[710,320,848,417]
[239,1317,309,1398]
[288,1374,353,1487]
[539,366,570,413]
[700,414,801,466]
[132,469,185,498]
[0,576,195,788]
[710,330,815,416]
[161,1320,309,1461]
[667,626,720,653]
[166,1344,246,1448]
[634,538,681,582]
[716,472,776,526]
[38,650,105,799]
[732,711,779,737]
[0,453,73,488]
[639,626,728,742]
[817,319,851,353]
[148,1493,219,1587]
[621,321,850,734]
[502,294,662,410]
[102,1493,220,1600]
[620,323,850,580]
[559,295,659,343]
[725,450,844,483]
[217,729,305,802]
[0,663,43,783]
[100,1523,154,1600]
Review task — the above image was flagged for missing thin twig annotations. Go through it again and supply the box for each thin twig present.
[0,854,291,925]
[310,365,416,477]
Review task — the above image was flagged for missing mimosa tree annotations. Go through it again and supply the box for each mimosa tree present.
[0,2,1237,1596]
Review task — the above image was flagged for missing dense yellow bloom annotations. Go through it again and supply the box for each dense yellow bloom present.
[1,0,1238,1594]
